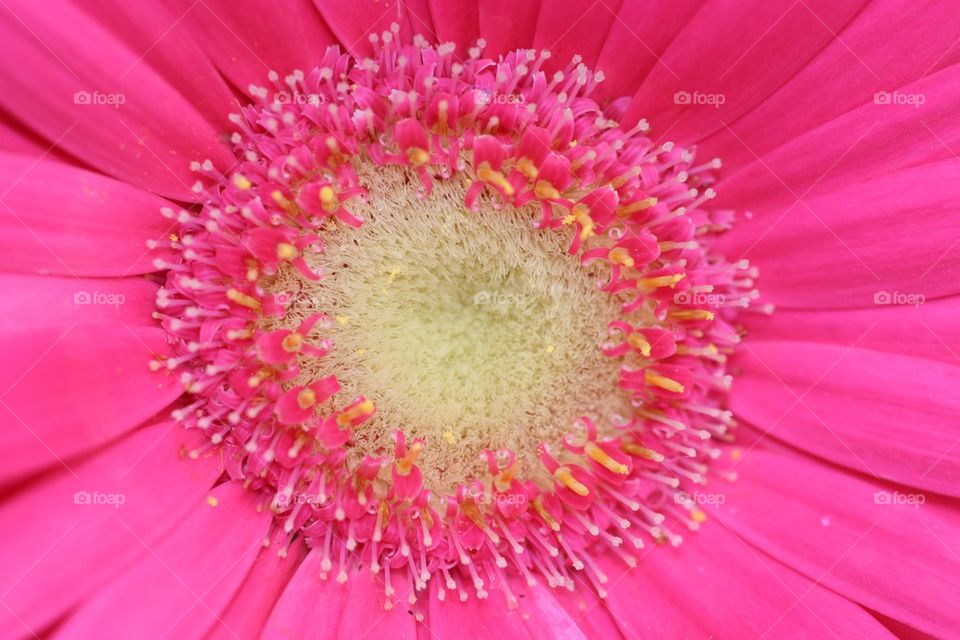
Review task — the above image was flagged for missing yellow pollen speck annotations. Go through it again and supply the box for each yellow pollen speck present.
[319,185,339,212]
[443,431,456,444]
[206,496,219,507]
[232,174,252,190]
[277,242,298,260]
[297,388,317,409]
[336,315,350,325]
[731,448,743,460]
[407,147,431,166]
[546,345,555,354]
[640,273,685,289]
[691,508,707,523]
[169,233,178,242]
[226,288,261,311]
[356,348,367,355]
[281,333,303,353]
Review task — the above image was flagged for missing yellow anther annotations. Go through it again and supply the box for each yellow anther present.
[337,399,375,428]
[407,147,431,166]
[608,247,635,268]
[561,203,595,240]
[396,441,422,475]
[232,174,252,190]
[277,242,298,260]
[554,467,590,496]
[585,442,628,475]
[617,197,658,217]
[546,344,555,354]
[226,288,261,311]
[668,309,715,321]
[621,443,665,462]
[534,179,561,200]
[169,233,179,242]
[438,100,450,133]
[691,508,707,523]
[640,273,685,289]
[281,333,303,353]
[645,370,685,394]
[206,496,219,507]
[319,185,339,212]
[296,388,317,409]
[627,332,652,357]
[516,157,538,180]
[477,161,515,195]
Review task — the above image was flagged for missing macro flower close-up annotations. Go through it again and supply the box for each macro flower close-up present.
[1,0,958,638]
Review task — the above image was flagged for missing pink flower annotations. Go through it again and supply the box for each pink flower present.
[0,1,957,639]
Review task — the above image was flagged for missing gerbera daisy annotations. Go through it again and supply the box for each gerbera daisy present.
[0,1,957,639]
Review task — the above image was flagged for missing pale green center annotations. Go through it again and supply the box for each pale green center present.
[277,165,625,490]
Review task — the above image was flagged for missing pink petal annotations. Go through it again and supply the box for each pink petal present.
[702,1,960,171]
[639,522,895,638]
[262,549,349,640]
[171,0,336,91]
[209,533,308,640]
[712,64,960,216]
[732,340,960,496]
[426,578,532,639]
[336,569,419,639]
[428,0,479,49]
[717,160,960,308]
[478,0,540,56]
[0,0,233,200]
[533,0,617,72]
[519,581,590,640]
[741,297,960,366]
[621,0,866,141]
[0,153,174,276]
[710,447,960,637]
[0,324,182,483]
[0,421,222,638]
[313,0,422,58]
[550,573,624,639]
[73,0,238,124]
[54,483,271,639]
[593,0,699,100]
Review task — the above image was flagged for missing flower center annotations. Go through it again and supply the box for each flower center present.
[155,28,759,610]
[272,165,624,493]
